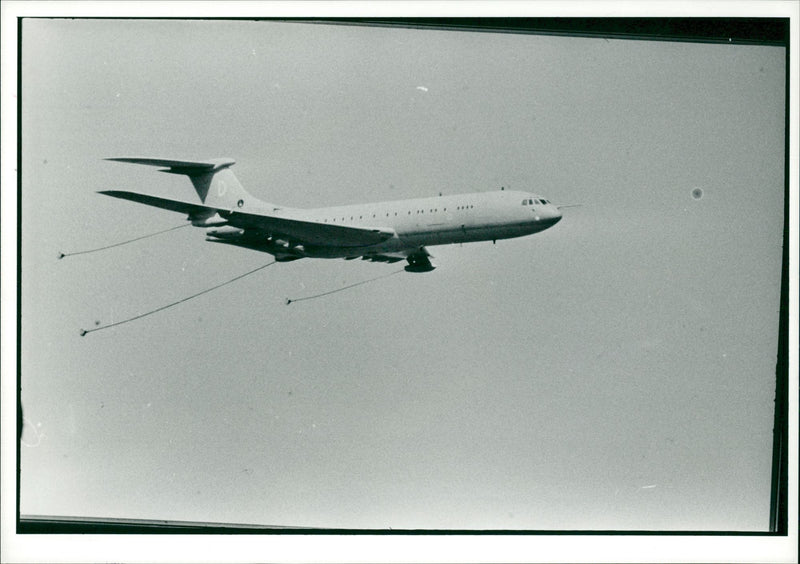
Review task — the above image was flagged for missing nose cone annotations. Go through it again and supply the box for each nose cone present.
[541,206,562,228]
[527,198,563,230]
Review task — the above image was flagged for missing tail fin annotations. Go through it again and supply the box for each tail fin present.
[105,157,270,211]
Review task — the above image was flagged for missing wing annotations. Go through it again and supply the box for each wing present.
[100,190,209,215]
[229,209,395,247]
[99,190,395,248]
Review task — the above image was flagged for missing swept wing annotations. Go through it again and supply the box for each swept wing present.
[99,190,396,248]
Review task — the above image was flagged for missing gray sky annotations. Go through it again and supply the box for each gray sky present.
[17,18,785,534]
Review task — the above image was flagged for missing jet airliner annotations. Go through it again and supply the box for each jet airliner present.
[101,158,563,272]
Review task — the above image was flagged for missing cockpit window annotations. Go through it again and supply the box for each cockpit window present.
[522,199,528,206]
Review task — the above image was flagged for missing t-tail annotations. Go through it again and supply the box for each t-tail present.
[104,157,275,212]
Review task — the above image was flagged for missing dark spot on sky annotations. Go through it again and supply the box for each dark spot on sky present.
[692,188,704,200]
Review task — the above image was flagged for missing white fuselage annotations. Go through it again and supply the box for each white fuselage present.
[273,190,562,258]
[103,159,564,266]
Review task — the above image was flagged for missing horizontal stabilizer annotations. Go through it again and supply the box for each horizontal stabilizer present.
[105,157,235,171]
